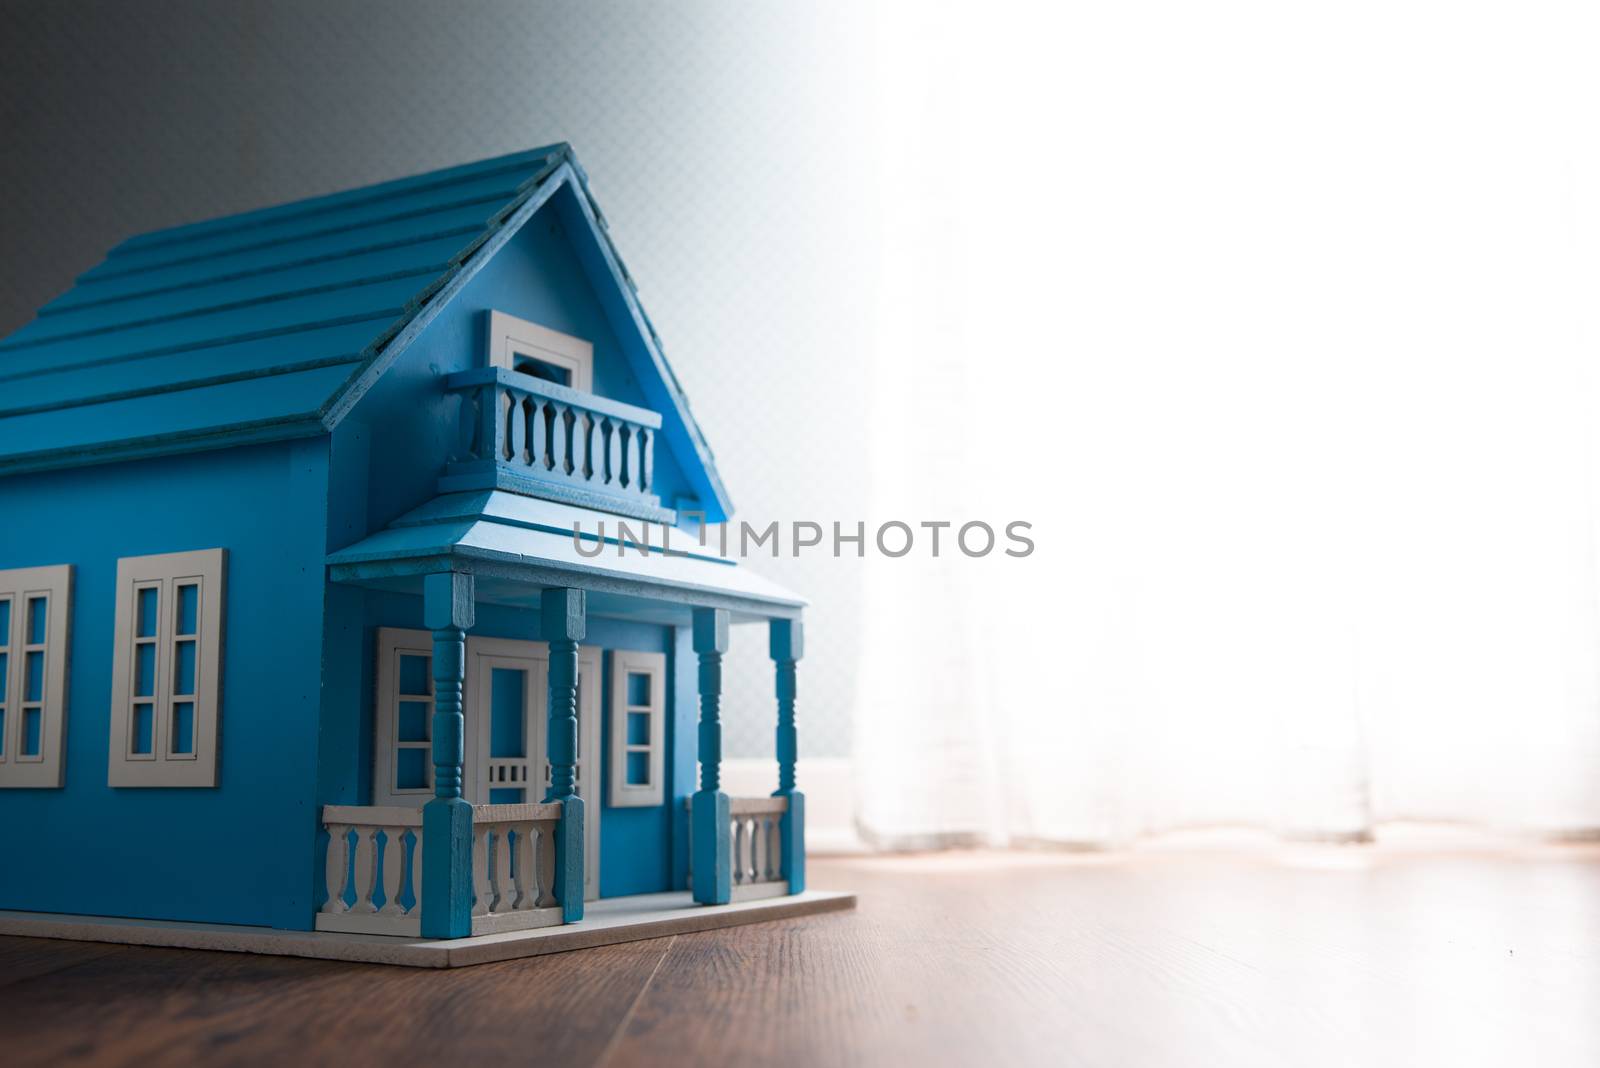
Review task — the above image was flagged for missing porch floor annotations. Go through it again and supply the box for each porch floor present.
[0,889,855,969]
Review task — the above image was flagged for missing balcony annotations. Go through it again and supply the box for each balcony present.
[442,368,670,521]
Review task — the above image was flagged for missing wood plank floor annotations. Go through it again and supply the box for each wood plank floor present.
[3,847,1598,1067]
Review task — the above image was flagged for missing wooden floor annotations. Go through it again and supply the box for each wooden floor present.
[3,847,1599,1067]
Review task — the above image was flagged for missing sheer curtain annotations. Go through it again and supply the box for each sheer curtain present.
[853,1,1600,847]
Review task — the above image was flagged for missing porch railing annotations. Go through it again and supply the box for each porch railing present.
[315,801,565,937]
[731,797,789,895]
[444,367,664,515]
[317,806,423,936]
[687,795,792,902]
[470,803,563,934]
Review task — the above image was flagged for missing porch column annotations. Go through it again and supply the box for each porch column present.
[421,571,474,939]
[770,617,805,894]
[691,607,731,904]
[542,587,586,924]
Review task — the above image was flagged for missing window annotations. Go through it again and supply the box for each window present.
[0,565,73,789]
[373,627,436,806]
[108,549,225,787]
[486,310,593,393]
[608,650,665,807]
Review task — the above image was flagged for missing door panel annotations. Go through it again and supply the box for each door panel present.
[464,637,601,900]
[479,658,541,804]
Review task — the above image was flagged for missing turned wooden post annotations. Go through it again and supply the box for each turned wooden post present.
[770,617,806,894]
[691,607,732,905]
[542,587,587,923]
[421,571,474,939]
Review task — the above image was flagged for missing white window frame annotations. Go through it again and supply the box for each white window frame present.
[608,650,665,808]
[486,309,593,393]
[373,627,438,807]
[108,549,225,788]
[0,564,73,789]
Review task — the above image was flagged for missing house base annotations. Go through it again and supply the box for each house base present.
[0,890,855,969]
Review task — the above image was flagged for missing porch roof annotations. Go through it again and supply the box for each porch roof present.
[326,491,804,623]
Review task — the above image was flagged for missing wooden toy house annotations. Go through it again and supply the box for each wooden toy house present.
[0,145,828,959]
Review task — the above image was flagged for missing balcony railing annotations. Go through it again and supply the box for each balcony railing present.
[315,802,566,937]
[444,368,667,519]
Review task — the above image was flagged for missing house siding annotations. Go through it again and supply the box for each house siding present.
[0,437,330,930]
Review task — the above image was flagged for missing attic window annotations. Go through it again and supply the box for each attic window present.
[515,356,572,387]
[486,310,593,393]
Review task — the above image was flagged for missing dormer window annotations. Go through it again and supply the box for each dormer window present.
[487,310,593,393]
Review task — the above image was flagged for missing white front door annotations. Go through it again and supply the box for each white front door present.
[464,636,601,900]
[371,628,601,901]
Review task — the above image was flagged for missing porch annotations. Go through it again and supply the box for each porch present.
[316,790,803,939]
[323,496,813,941]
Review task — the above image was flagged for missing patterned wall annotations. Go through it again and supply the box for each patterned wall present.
[0,0,879,759]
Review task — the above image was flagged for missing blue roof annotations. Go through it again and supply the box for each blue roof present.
[0,144,733,518]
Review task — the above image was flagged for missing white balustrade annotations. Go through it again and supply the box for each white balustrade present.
[686,795,791,901]
[317,806,424,936]
[729,797,788,889]
[314,801,564,938]
[469,802,563,934]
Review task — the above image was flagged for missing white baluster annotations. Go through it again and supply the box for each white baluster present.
[731,816,746,886]
[769,818,783,882]
[472,823,492,916]
[493,826,513,913]
[322,824,350,913]
[352,825,379,913]
[378,825,405,916]
[513,823,535,910]
[757,818,768,882]
[410,829,424,916]
[537,820,557,906]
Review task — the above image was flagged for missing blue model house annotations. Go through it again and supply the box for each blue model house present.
[0,145,812,949]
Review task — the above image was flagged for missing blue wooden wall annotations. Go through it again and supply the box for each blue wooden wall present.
[0,438,330,929]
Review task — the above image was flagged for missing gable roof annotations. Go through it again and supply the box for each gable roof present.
[0,144,733,520]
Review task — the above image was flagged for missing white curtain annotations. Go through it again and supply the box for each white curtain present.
[853,1,1600,846]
